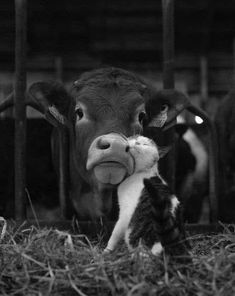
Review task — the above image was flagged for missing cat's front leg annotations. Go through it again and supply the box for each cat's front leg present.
[104,220,126,253]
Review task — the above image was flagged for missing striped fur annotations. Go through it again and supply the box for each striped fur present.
[129,176,190,256]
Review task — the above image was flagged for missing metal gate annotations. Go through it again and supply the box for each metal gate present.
[0,0,219,231]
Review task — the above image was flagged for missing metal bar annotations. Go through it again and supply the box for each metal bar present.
[200,56,208,107]
[0,93,14,113]
[162,0,175,89]
[233,38,235,84]
[162,0,175,189]
[0,92,43,114]
[58,127,69,218]
[54,56,68,219]
[14,0,27,221]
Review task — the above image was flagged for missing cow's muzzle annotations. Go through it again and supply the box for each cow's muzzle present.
[86,133,134,185]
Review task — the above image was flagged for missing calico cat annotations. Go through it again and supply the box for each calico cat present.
[104,135,190,257]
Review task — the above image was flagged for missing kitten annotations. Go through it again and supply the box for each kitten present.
[104,135,190,257]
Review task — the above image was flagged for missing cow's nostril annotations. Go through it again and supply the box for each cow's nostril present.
[97,138,111,150]
[125,145,130,153]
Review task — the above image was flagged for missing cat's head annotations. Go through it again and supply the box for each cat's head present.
[127,135,170,173]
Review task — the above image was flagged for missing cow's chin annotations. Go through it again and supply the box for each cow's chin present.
[93,162,128,186]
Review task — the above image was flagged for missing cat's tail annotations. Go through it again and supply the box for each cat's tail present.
[143,177,191,258]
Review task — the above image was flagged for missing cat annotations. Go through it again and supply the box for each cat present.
[104,135,190,257]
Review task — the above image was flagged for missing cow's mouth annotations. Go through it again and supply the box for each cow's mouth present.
[86,133,134,186]
[94,161,128,185]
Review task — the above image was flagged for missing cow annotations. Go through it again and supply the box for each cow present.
[27,67,189,221]
[214,90,235,222]
[145,111,209,223]
[175,121,209,223]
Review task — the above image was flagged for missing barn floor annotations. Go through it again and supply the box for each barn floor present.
[0,220,235,295]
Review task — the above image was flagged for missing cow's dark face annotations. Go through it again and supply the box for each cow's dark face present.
[70,78,147,190]
[27,67,189,218]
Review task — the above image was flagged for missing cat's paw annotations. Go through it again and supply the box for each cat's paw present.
[103,247,113,254]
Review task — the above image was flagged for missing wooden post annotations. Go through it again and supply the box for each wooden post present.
[162,0,175,189]
[14,0,27,221]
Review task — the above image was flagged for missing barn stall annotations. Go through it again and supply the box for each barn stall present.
[0,0,223,227]
[0,1,235,294]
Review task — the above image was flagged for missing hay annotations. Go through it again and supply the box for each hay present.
[1,221,235,295]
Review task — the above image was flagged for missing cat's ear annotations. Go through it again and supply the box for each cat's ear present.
[158,146,171,158]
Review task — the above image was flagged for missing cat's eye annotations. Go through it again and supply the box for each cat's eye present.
[75,108,84,120]
[161,104,168,113]
[136,141,147,146]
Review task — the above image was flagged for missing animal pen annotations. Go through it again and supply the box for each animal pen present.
[0,0,221,235]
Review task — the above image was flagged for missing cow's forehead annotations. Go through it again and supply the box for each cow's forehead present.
[74,85,145,109]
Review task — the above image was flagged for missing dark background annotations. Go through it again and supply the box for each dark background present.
[0,0,234,103]
[0,0,234,221]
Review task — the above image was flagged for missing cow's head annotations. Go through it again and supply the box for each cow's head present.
[27,67,188,217]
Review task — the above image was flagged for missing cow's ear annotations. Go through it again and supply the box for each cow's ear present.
[27,81,72,127]
[145,89,190,130]
[158,146,171,158]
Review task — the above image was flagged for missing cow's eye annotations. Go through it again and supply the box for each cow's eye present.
[75,108,84,120]
[161,104,169,113]
[138,111,147,124]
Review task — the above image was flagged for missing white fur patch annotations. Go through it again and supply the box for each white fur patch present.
[183,128,208,175]
[151,242,163,255]
[170,195,180,217]
[178,115,208,176]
